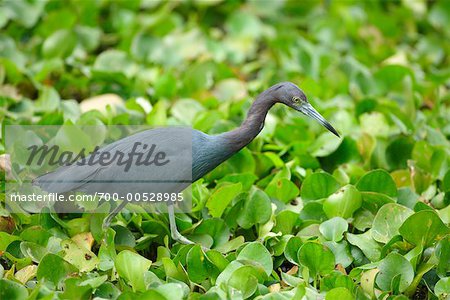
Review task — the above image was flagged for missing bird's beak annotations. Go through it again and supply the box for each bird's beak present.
[301,103,340,137]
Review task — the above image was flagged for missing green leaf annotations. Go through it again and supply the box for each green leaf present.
[237,242,273,277]
[309,132,343,157]
[273,210,299,235]
[301,172,340,202]
[356,169,397,197]
[193,218,230,248]
[115,250,152,292]
[436,236,450,277]
[20,241,48,263]
[347,230,381,262]
[385,136,414,170]
[284,236,302,265]
[187,245,214,283]
[2,0,45,28]
[152,283,186,300]
[37,253,77,286]
[171,98,205,125]
[60,239,98,273]
[0,279,28,300]
[59,277,92,300]
[265,178,299,203]
[76,25,101,51]
[398,210,449,247]
[35,86,60,112]
[237,189,271,229]
[323,241,353,268]
[228,266,259,298]
[325,287,353,300]
[435,277,450,299]
[0,232,20,251]
[300,202,327,222]
[372,203,414,244]
[319,217,348,242]
[207,183,242,218]
[93,49,136,78]
[360,269,379,298]
[218,173,257,191]
[375,252,414,293]
[94,282,121,299]
[298,242,335,278]
[98,228,116,271]
[214,236,245,253]
[112,225,136,248]
[42,29,76,58]
[323,185,362,219]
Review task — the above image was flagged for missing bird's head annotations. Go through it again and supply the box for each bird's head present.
[271,82,340,137]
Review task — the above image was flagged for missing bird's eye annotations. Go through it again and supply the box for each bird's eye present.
[292,97,300,103]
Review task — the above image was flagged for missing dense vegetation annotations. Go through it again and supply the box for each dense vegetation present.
[1,1,450,299]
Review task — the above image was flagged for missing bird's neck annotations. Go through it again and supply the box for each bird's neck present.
[221,92,275,152]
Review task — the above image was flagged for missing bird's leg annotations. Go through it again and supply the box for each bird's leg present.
[167,203,195,245]
[102,201,128,231]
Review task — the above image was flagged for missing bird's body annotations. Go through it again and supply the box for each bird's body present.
[33,82,339,245]
[34,129,238,195]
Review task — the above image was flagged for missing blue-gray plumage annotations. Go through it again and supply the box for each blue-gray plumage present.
[34,81,339,246]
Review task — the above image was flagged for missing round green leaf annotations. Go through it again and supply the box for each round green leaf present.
[360,269,379,298]
[385,136,414,170]
[237,189,271,229]
[375,252,414,293]
[265,178,299,203]
[94,282,120,299]
[37,253,77,286]
[398,210,449,247]
[194,218,230,248]
[319,217,348,242]
[171,98,206,124]
[323,185,362,219]
[435,277,450,299]
[309,132,343,157]
[187,245,214,283]
[237,242,273,277]
[346,230,381,262]
[42,29,76,58]
[112,225,136,248]
[60,239,99,273]
[325,287,353,300]
[0,279,28,300]
[206,183,242,218]
[153,283,186,300]
[93,49,136,78]
[298,242,335,278]
[323,241,353,268]
[356,169,397,197]
[228,265,259,299]
[273,210,299,235]
[372,203,414,244]
[0,232,20,251]
[285,236,303,265]
[115,250,152,292]
[301,172,340,202]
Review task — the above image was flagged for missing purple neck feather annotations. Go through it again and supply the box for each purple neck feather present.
[221,90,276,152]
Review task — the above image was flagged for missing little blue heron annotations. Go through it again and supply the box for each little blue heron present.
[34,82,339,245]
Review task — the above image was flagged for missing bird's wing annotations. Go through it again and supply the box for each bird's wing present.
[33,128,193,196]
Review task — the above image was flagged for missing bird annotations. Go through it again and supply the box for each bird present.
[33,81,339,246]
